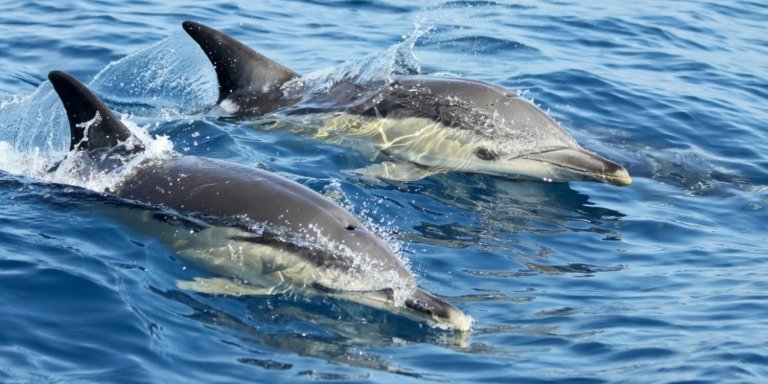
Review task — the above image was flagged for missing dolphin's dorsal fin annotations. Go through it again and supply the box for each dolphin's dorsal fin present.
[182,21,299,106]
[48,70,138,152]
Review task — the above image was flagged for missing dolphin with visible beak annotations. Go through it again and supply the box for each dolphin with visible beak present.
[182,21,631,186]
[47,70,471,331]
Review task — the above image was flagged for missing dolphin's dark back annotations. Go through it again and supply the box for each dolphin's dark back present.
[351,76,581,149]
[48,71,139,153]
[112,156,409,276]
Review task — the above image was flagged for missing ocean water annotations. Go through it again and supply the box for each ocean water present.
[1,0,767,383]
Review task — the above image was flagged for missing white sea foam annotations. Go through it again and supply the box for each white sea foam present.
[0,114,174,193]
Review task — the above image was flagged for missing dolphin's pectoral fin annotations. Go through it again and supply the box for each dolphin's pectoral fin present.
[346,161,438,182]
[177,277,276,296]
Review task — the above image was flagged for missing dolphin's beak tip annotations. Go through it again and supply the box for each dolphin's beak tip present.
[607,167,632,186]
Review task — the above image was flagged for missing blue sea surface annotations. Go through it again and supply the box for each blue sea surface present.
[1,1,767,383]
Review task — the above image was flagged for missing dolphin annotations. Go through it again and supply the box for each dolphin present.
[46,70,471,331]
[182,21,631,186]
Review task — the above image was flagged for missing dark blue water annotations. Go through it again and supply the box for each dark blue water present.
[1,1,767,383]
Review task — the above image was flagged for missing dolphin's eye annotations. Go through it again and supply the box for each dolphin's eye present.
[474,147,500,161]
[345,224,356,231]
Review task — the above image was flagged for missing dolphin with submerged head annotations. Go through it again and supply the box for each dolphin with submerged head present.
[182,21,631,186]
[46,70,471,331]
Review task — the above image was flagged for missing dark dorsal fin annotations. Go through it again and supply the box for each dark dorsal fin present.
[48,70,137,152]
[182,21,299,105]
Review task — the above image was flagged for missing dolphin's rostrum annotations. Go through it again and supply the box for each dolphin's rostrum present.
[47,70,471,331]
[183,21,631,186]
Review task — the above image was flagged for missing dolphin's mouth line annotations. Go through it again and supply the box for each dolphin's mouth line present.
[537,158,607,176]
[542,159,630,183]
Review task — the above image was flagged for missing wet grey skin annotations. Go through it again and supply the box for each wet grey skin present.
[182,21,631,186]
[47,70,471,331]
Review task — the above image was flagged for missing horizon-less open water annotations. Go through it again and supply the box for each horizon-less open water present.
[1,1,767,383]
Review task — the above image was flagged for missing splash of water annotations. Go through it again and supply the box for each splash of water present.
[285,24,431,96]
[0,82,69,154]
[90,31,218,116]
